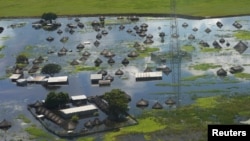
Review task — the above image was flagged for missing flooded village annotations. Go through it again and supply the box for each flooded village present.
[1,14,250,141]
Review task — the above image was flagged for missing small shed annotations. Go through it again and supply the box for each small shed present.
[90,74,103,84]
[216,68,227,76]
[136,98,149,107]
[165,98,176,106]
[71,95,87,106]
[60,104,98,118]
[135,71,162,81]
[152,101,163,109]
[47,76,68,85]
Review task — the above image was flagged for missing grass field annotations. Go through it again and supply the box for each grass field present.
[0,0,250,18]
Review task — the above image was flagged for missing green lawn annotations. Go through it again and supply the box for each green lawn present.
[0,0,250,18]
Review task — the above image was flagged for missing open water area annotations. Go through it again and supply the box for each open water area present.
[0,15,250,140]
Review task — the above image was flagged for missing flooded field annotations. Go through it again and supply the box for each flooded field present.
[0,15,250,140]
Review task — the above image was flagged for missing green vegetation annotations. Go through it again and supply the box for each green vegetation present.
[102,89,130,120]
[104,117,166,141]
[41,12,57,23]
[0,45,6,51]
[234,30,250,40]
[25,124,53,140]
[138,47,160,58]
[1,0,250,18]
[73,65,99,73]
[181,45,195,52]
[76,137,95,141]
[105,95,250,141]
[16,114,31,123]
[189,63,221,71]
[200,47,221,53]
[234,72,250,80]
[182,74,209,81]
[41,63,62,76]
[1,36,11,40]
[187,89,229,94]
[44,91,70,109]
[71,114,80,123]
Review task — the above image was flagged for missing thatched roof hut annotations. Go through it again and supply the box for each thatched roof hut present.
[128,51,139,57]
[182,22,188,28]
[226,42,230,47]
[216,68,227,76]
[92,118,102,126]
[234,41,248,54]
[133,25,139,30]
[107,57,115,65]
[105,74,114,82]
[94,58,103,66]
[82,51,91,56]
[46,36,54,42]
[70,59,80,65]
[126,29,132,33]
[60,36,69,43]
[0,27,4,33]
[133,42,141,48]
[152,101,163,109]
[216,21,223,28]
[121,58,129,66]
[76,43,85,50]
[104,51,115,58]
[91,20,100,27]
[144,38,154,44]
[115,69,124,75]
[60,47,68,52]
[188,34,195,40]
[136,98,149,107]
[144,67,153,72]
[77,22,84,28]
[94,40,100,47]
[98,69,108,76]
[84,120,93,128]
[119,24,125,30]
[140,23,148,28]
[100,49,108,55]
[229,66,244,74]
[205,28,211,33]
[233,21,242,29]
[139,32,146,37]
[219,38,225,44]
[212,41,222,49]
[101,30,108,35]
[96,33,102,40]
[57,29,63,34]
[165,97,176,105]
[192,27,198,32]
[0,119,11,131]
[146,34,153,39]
[159,32,165,37]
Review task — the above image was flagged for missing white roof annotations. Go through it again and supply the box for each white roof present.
[90,74,102,80]
[60,104,97,115]
[9,74,22,80]
[135,71,162,78]
[27,76,46,82]
[71,95,87,101]
[47,76,68,83]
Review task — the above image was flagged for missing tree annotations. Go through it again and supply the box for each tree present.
[102,89,130,120]
[41,12,57,23]
[16,54,29,64]
[44,91,69,109]
[41,63,61,76]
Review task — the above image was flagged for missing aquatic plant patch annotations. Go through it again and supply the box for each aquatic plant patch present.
[189,63,221,71]
[234,30,250,40]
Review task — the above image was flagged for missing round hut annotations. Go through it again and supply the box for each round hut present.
[188,34,195,40]
[84,120,93,128]
[159,32,165,38]
[104,51,115,58]
[146,34,153,39]
[91,20,100,27]
[126,29,132,33]
[94,58,103,66]
[76,43,85,50]
[107,57,115,65]
[143,38,154,44]
[100,49,108,56]
[229,66,244,74]
[46,36,54,42]
[133,25,139,30]
[234,41,248,54]
[212,41,222,49]
[139,32,147,37]
[98,69,108,77]
[82,51,91,57]
[0,119,11,131]
[205,28,211,33]
[70,59,79,65]
[121,58,129,66]
[119,24,125,30]
[136,98,149,108]
[57,29,63,34]
[127,51,139,58]
[165,97,176,106]
[115,69,124,75]
[182,22,188,28]
[105,74,114,82]
[101,30,108,35]
[219,38,225,44]
[140,23,148,28]
[0,27,4,33]
[96,33,102,40]
[77,22,84,28]
[92,118,102,126]
[133,42,141,48]
[192,27,198,32]
[94,40,100,47]
[152,101,163,109]
[216,68,227,76]
[60,36,69,43]
[216,21,223,28]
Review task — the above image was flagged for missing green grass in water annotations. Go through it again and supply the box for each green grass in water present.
[190,63,221,71]
[234,30,250,40]
[181,45,195,52]
[182,74,208,81]
[234,72,250,80]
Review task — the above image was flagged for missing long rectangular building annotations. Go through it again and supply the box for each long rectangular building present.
[135,71,162,81]
[60,104,98,118]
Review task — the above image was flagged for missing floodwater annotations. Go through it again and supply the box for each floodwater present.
[0,15,250,140]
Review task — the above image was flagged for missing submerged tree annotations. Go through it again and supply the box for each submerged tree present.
[41,63,61,76]
[16,54,29,64]
[44,91,69,109]
[41,12,57,23]
[102,89,130,121]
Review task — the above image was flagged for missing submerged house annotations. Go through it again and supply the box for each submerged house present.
[135,71,162,81]
[59,104,98,118]
[47,76,68,85]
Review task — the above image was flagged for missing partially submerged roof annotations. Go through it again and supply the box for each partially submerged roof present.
[60,104,98,115]
[71,95,87,101]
